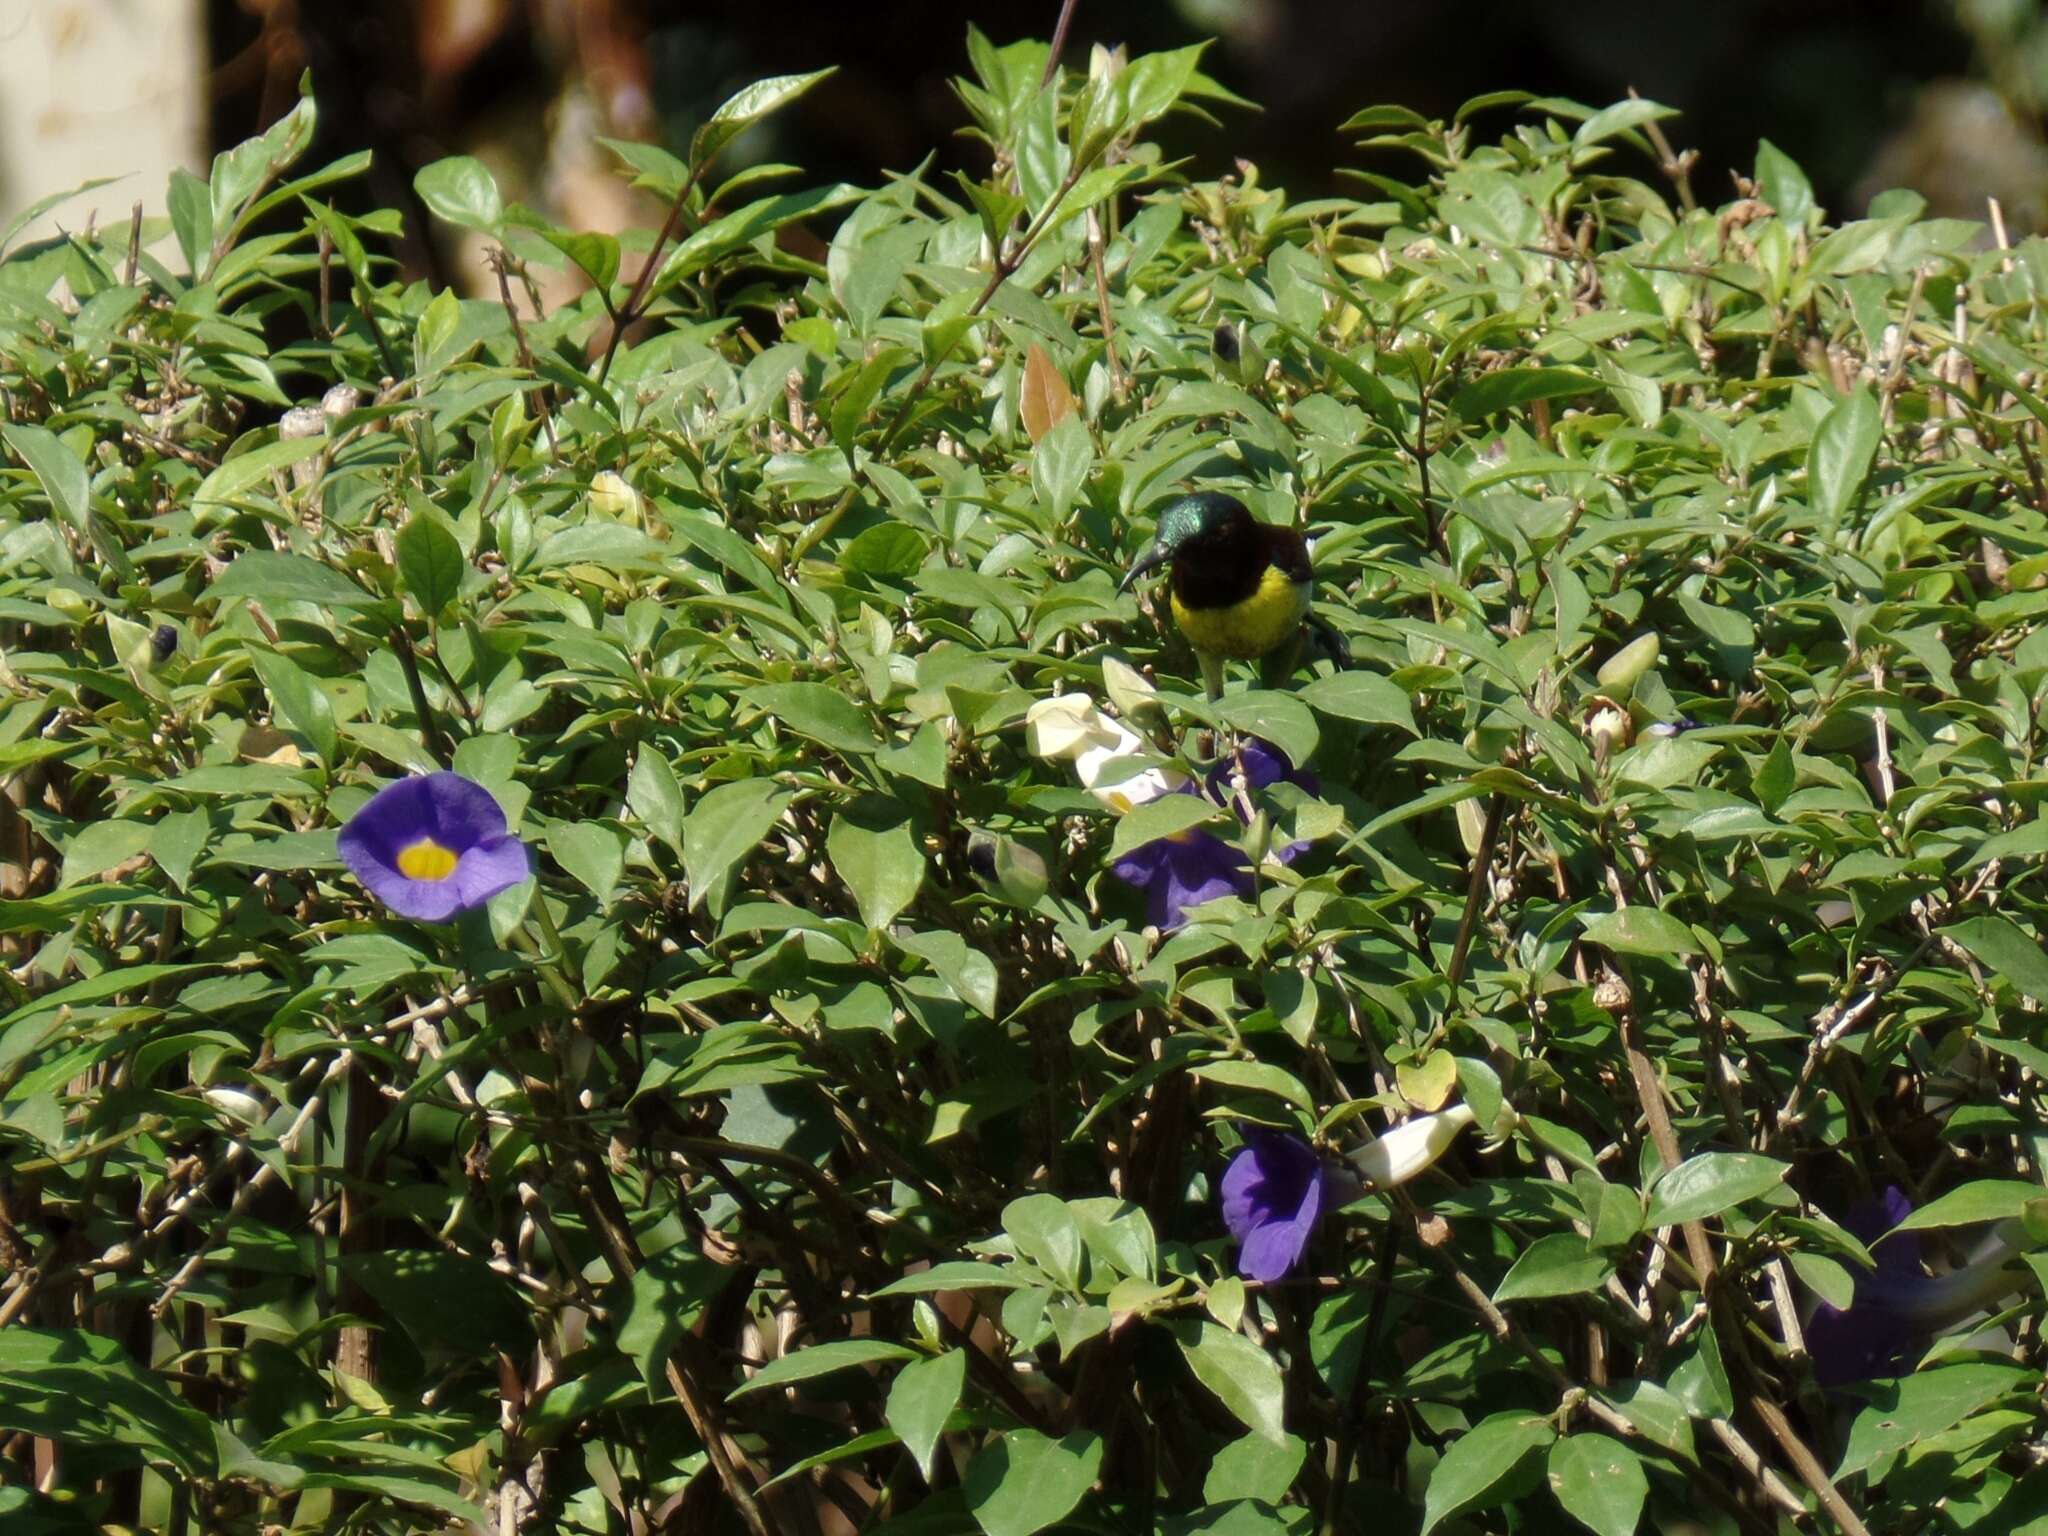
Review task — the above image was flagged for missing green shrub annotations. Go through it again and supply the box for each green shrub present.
[1,36,2045,1536]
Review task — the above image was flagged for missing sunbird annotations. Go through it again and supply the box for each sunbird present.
[1118,491,1343,699]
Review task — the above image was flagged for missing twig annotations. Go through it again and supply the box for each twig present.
[151,1051,354,1316]
[317,224,333,340]
[1444,794,1506,996]
[124,202,142,287]
[492,250,559,458]
[593,160,710,387]
[1088,208,1126,399]
[1041,0,1082,88]
[1630,88,1697,211]
[390,625,454,767]
[1879,266,1928,429]
[567,1150,781,1536]
[1408,1207,1790,1536]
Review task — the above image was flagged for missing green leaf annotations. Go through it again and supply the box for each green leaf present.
[413,286,462,374]
[744,682,881,755]
[1211,691,1319,769]
[1643,1152,1789,1228]
[1807,386,1880,531]
[1031,414,1093,522]
[681,778,793,910]
[1836,1364,2033,1479]
[413,155,503,233]
[870,1262,1025,1297]
[692,68,838,169]
[1421,1413,1556,1535]
[1572,97,1676,149]
[1547,1434,1649,1536]
[963,1429,1103,1536]
[894,929,999,1017]
[1940,916,2048,1004]
[1,422,91,530]
[729,1339,917,1397]
[886,1349,966,1482]
[59,820,152,888]
[1190,1059,1314,1114]
[249,646,338,764]
[1203,1433,1307,1506]
[340,1251,526,1358]
[0,1328,217,1475]
[1109,794,1224,861]
[1003,1194,1084,1290]
[1494,1233,1613,1303]
[1893,1180,2044,1232]
[546,821,627,908]
[149,810,210,893]
[1299,671,1417,734]
[1789,1250,1855,1311]
[627,748,686,856]
[209,552,378,609]
[1179,1323,1287,1444]
[1,175,122,254]
[827,800,924,931]
[1450,368,1599,422]
[191,437,330,511]
[396,508,465,616]
[616,1245,716,1394]
[1756,138,1816,224]
[1579,906,1699,959]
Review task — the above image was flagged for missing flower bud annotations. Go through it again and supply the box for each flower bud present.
[1597,632,1661,693]
[589,470,641,524]
[1585,703,1632,762]
[203,1087,268,1125]
[990,836,1050,906]
[1101,655,1164,729]
[1348,1103,1476,1189]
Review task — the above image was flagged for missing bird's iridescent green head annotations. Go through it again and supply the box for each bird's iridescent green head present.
[1118,492,1252,592]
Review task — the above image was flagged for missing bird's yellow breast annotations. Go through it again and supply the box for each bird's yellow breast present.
[1170,566,1311,659]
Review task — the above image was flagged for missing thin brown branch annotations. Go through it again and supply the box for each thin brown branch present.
[1042,0,1082,88]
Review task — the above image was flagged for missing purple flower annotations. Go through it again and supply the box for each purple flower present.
[1805,1186,2027,1386]
[1221,1129,1327,1282]
[1108,739,1315,930]
[1806,1187,1925,1386]
[339,772,532,921]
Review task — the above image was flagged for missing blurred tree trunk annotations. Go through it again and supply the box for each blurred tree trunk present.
[0,0,205,243]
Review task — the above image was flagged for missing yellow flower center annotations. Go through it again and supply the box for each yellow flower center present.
[396,838,459,882]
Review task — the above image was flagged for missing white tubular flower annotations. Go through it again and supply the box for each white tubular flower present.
[1348,1103,1477,1188]
[1026,694,1188,813]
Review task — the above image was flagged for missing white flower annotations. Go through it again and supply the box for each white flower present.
[1348,1103,1476,1188]
[1025,694,1120,760]
[1026,693,1187,814]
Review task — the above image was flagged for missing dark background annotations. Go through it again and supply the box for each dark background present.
[207,0,2048,282]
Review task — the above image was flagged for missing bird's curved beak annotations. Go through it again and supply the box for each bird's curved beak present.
[1118,541,1172,594]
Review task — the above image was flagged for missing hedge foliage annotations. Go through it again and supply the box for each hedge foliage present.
[1,31,2046,1536]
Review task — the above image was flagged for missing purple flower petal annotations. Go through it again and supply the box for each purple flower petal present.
[1239,1199,1318,1283]
[453,834,534,908]
[340,772,529,922]
[1110,831,1250,929]
[1806,1187,1935,1387]
[1220,1131,1325,1282]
